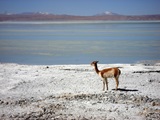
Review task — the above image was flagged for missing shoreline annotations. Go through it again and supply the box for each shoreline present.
[0,62,160,119]
[1,59,160,66]
[0,20,160,24]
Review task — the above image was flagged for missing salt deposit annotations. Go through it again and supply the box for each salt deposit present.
[0,63,160,119]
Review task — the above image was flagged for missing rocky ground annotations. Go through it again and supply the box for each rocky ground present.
[0,63,160,119]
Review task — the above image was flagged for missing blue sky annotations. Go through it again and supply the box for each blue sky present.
[0,0,160,15]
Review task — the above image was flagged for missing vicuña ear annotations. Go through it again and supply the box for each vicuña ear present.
[91,61,99,65]
[95,61,99,63]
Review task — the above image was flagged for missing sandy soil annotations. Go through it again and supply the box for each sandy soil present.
[0,63,160,120]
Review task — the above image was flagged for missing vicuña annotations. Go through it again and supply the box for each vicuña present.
[91,61,121,91]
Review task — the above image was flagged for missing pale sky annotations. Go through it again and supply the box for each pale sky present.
[0,0,160,15]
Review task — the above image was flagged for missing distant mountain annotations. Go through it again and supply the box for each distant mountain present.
[95,11,120,16]
[0,12,160,21]
[20,12,50,15]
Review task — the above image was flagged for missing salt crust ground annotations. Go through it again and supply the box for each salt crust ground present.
[0,63,160,119]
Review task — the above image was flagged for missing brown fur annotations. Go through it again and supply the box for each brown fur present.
[91,61,121,91]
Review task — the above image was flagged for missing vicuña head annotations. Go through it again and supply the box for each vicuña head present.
[91,61,121,91]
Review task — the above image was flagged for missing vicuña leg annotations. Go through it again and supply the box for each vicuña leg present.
[102,79,105,91]
[115,77,119,90]
[102,78,108,91]
[105,78,108,90]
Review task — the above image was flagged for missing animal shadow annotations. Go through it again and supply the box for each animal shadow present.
[112,88,138,92]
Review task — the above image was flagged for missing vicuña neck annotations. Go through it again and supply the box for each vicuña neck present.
[94,63,100,74]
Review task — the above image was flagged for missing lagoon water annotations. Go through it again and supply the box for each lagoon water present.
[0,21,160,65]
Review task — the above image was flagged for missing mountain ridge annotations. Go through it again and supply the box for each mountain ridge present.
[95,11,120,16]
[0,12,160,21]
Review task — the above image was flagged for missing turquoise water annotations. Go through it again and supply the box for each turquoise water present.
[0,21,160,65]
